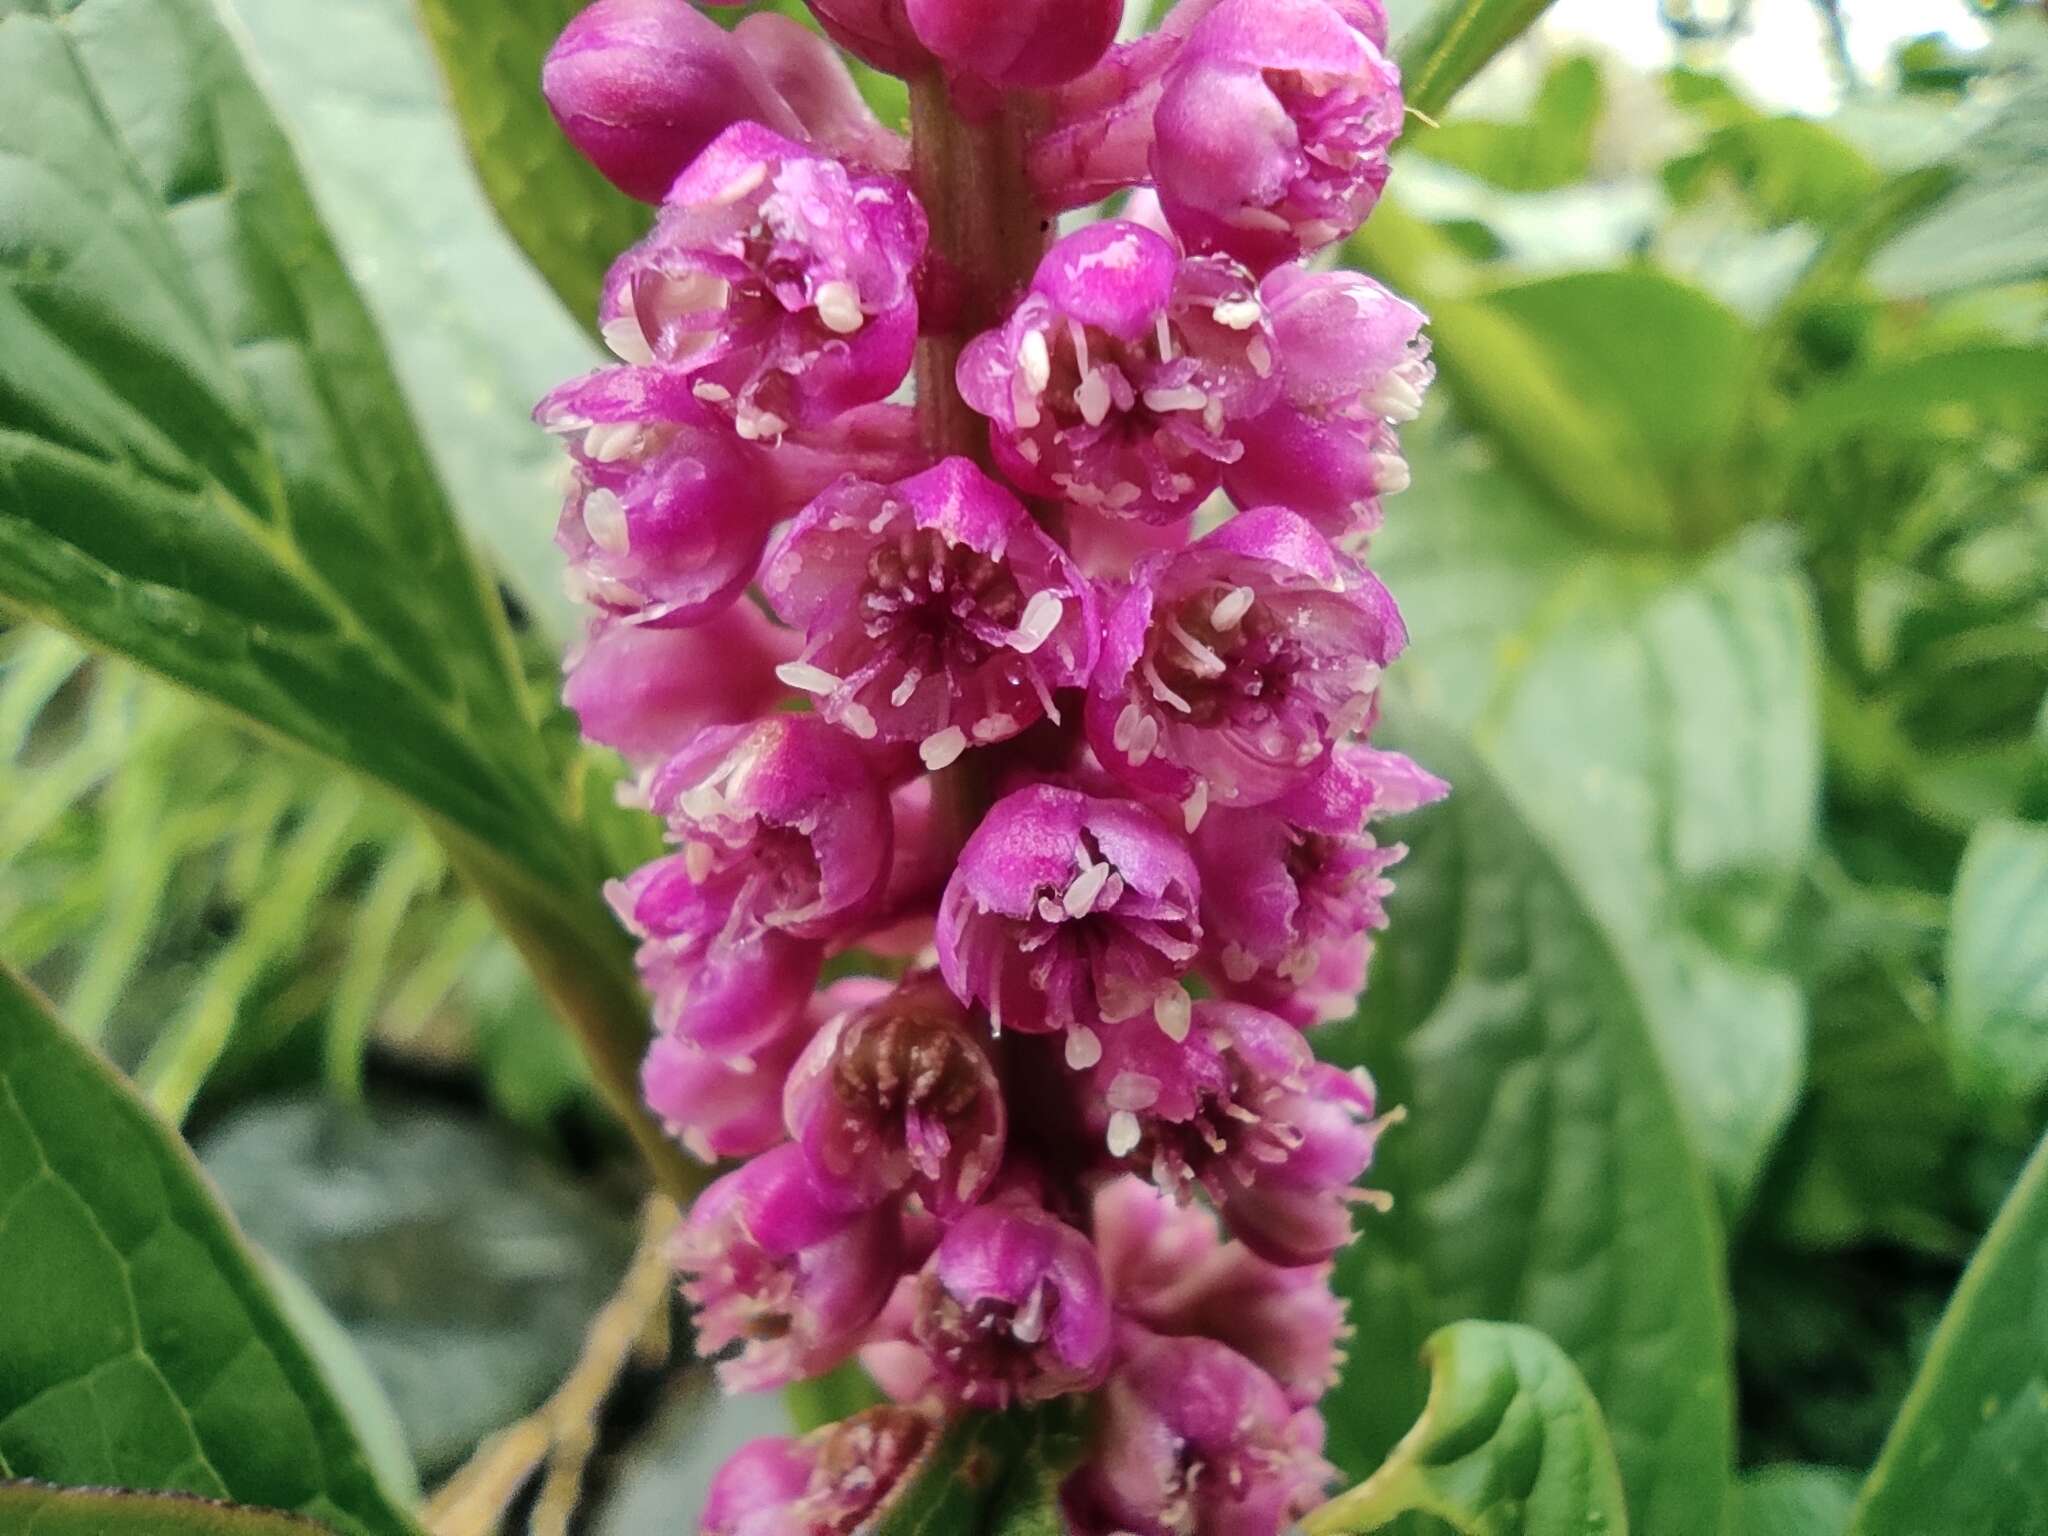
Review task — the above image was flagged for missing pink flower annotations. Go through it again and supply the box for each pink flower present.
[1153,0,1403,270]
[1087,508,1406,818]
[676,1144,906,1391]
[956,221,1279,523]
[1226,265,1432,538]
[937,784,1201,1064]
[795,0,928,76]
[783,972,1006,1216]
[1086,1000,1390,1266]
[643,1032,798,1164]
[911,1203,1113,1408]
[630,926,823,1061]
[700,1407,939,1535]
[906,0,1121,87]
[1063,1331,1333,1536]
[543,0,803,202]
[730,12,910,172]
[761,458,1097,761]
[600,123,926,438]
[563,603,797,763]
[1196,743,1444,1024]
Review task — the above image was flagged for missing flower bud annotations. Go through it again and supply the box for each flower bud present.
[761,458,1097,758]
[700,1405,939,1535]
[676,1144,906,1391]
[1152,0,1403,269]
[906,0,1122,88]
[563,604,798,764]
[543,0,803,202]
[784,973,1006,1215]
[803,0,929,76]
[911,1204,1113,1407]
[733,12,910,171]
[937,784,1201,1063]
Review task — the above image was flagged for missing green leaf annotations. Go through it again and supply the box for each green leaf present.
[1945,821,2048,1105]
[1410,55,1603,193]
[1847,1127,2048,1536]
[1316,727,1735,1535]
[222,0,602,637]
[410,0,649,321]
[786,1360,887,1434]
[0,967,422,1536]
[1303,1321,1628,1536]
[0,1482,331,1535]
[1393,0,1561,121]
[1739,1466,1856,1536]
[877,1404,1089,1536]
[1420,271,1757,548]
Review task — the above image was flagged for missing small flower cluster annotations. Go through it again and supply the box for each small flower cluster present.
[539,1,1438,1531]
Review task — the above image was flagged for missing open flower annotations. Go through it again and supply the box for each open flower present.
[762,458,1096,762]
[1063,1331,1333,1536]
[784,972,1006,1216]
[1226,265,1432,538]
[676,1144,907,1391]
[1153,0,1403,271]
[563,602,797,764]
[911,1203,1114,1408]
[701,1408,939,1536]
[1087,507,1406,820]
[1196,743,1444,1024]
[600,123,926,438]
[938,784,1201,1065]
[957,220,1279,523]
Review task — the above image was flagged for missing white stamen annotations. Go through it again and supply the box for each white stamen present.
[1373,450,1411,494]
[683,840,715,883]
[776,661,841,696]
[973,713,1017,742]
[840,702,878,739]
[581,489,629,555]
[890,669,922,708]
[1019,329,1052,393]
[1074,369,1113,428]
[1066,1026,1104,1071]
[1211,586,1255,630]
[735,409,789,442]
[601,317,653,364]
[712,161,769,205]
[1247,337,1274,377]
[1107,1109,1143,1157]
[1112,701,1145,754]
[1127,712,1160,767]
[1068,319,1092,377]
[583,422,642,464]
[1212,297,1263,330]
[1013,590,1064,653]
[814,280,864,334]
[1156,315,1176,361]
[1064,860,1113,918]
[1155,987,1192,1041]
[1142,384,1207,413]
[691,379,732,403]
[1010,1281,1050,1345]
[1182,780,1210,833]
[1143,658,1193,714]
[1169,616,1226,677]
[920,726,968,770]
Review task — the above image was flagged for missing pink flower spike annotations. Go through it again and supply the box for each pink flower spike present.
[761,458,1098,754]
[600,124,927,437]
[1152,0,1403,270]
[676,1144,906,1392]
[784,972,1007,1216]
[906,0,1121,88]
[1196,741,1443,1024]
[1063,1331,1333,1536]
[937,784,1200,1056]
[956,221,1280,523]
[562,603,797,764]
[1086,506,1407,815]
[538,368,783,630]
[911,1204,1113,1408]
[543,0,803,203]
[732,12,911,173]
[1226,265,1432,537]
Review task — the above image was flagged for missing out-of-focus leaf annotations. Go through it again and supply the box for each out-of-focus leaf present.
[1392,0,1561,121]
[1774,347,2048,481]
[1364,419,1818,1207]
[199,1098,635,1478]
[1318,732,1734,1536]
[1664,118,1880,231]
[223,0,600,637]
[1410,55,1603,193]
[1417,272,1756,547]
[1946,820,2048,1104]
[410,0,648,321]
[1739,1466,1857,1536]
[786,1361,888,1434]
[0,1483,331,1535]
[1304,1321,1628,1535]
[1847,1129,2048,1535]
[0,967,422,1536]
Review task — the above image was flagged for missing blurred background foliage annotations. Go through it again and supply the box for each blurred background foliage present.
[1,0,2042,1530]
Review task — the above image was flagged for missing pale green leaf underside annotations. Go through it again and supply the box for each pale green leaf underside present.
[1318,727,1734,1536]
[1944,820,2048,1103]
[1306,1321,1628,1535]
[0,967,421,1536]
[0,1481,330,1534]
[1847,1129,2048,1536]
[0,0,583,892]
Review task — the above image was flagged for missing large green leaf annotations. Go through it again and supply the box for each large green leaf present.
[1392,0,1560,121]
[1739,1466,1856,1536]
[1317,732,1734,1535]
[0,967,421,1536]
[1945,820,2048,1104]
[1367,418,1817,1207]
[0,1482,329,1535]
[1304,1321,1628,1535]
[411,0,648,322]
[1847,1128,2048,1535]
[223,0,601,638]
